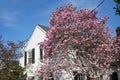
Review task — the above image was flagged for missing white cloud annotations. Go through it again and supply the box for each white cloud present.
[0,14,15,21]
[0,9,20,27]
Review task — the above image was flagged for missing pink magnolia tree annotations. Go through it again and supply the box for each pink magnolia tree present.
[37,4,120,80]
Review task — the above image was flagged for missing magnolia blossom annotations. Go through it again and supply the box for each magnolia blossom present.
[37,3,120,80]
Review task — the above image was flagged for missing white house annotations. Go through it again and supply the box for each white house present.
[19,24,120,80]
[19,24,49,80]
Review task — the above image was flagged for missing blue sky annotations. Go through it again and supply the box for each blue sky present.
[0,0,120,41]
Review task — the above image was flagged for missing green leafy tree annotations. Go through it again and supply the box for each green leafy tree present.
[114,0,120,15]
[0,35,26,80]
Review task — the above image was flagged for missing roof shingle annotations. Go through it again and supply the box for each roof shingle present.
[38,24,49,31]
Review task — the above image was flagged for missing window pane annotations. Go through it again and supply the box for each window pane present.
[28,58,32,64]
[28,50,32,64]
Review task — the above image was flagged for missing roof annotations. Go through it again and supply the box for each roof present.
[22,24,49,51]
[38,24,49,31]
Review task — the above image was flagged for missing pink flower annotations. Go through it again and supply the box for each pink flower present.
[38,3,119,79]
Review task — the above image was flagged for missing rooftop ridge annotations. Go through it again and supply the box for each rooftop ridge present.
[37,24,49,31]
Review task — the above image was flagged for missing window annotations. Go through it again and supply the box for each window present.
[28,50,32,64]
[28,48,35,64]
[40,48,43,59]
[74,71,85,80]
[110,72,118,80]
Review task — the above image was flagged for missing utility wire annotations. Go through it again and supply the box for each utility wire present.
[91,0,106,12]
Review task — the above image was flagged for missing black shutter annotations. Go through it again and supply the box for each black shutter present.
[32,48,35,63]
[40,48,43,59]
[24,51,27,66]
